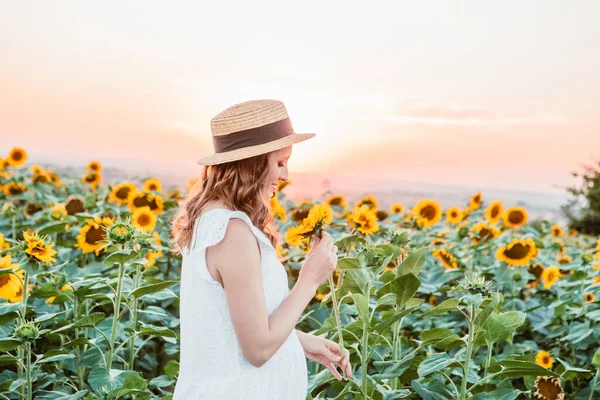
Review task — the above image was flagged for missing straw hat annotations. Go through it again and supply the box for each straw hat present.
[197,99,316,165]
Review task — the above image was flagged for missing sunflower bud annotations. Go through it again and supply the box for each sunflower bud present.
[12,320,40,342]
[386,228,410,247]
[2,202,17,217]
[107,220,135,245]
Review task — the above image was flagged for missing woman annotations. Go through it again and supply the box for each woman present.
[171,99,352,399]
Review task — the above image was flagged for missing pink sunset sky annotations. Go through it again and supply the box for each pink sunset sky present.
[1,1,599,194]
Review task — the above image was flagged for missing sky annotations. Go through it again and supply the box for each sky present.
[1,0,599,195]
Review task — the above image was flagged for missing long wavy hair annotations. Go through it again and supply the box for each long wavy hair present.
[170,153,278,255]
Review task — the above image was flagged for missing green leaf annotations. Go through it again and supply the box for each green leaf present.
[556,357,592,380]
[51,312,105,334]
[139,324,177,343]
[372,353,415,380]
[164,360,180,379]
[417,353,457,377]
[378,273,420,308]
[0,338,22,351]
[421,328,459,346]
[339,268,372,296]
[0,354,18,365]
[351,293,369,324]
[35,391,89,400]
[122,373,148,390]
[497,360,559,379]
[103,249,139,267]
[474,292,502,327]
[0,301,22,315]
[373,301,422,334]
[130,281,179,299]
[38,221,70,235]
[337,257,361,270]
[0,268,15,279]
[482,311,526,345]
[423,298,459,316]
[398,248,427,276]
[88,368,141,392]
[592,348,600,367]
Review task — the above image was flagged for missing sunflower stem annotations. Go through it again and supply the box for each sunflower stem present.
[25,342,32,400]
[11,216,16,241]
[106,262,125,369]
[589,369,599,400]
[128,264,141,369]
[328,274,346,380]
[459,304,476,400]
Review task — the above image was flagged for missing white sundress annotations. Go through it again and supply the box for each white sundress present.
[173,208,308,400]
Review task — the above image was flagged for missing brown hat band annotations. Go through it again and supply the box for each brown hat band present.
[213,117,294,153]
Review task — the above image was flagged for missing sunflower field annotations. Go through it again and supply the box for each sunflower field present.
[1,147,600,400]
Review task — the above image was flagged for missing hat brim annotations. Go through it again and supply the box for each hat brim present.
[196,132,316,166]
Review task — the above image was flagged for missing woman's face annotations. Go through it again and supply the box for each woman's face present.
[264,146,292,200]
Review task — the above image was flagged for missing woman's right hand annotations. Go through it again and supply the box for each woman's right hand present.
[298,231,338,290]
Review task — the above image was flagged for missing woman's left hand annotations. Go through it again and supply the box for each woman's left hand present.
[297,331,352,381]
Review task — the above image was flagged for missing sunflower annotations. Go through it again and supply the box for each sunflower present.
[551,225,563,237]
[270,196,287,222]
[7,147,27,167]
[350,205,379,235]
[108,182,136,205]
[429,238,446,247]
[25,202,43,217]
[375,210,389,221]
[3,182,27,196]
[445,207,463,224]
[326,195,348,209]
[0,255,24,303]
[540,266,561,289]
[128,191,164,214]
[48,171,62,187]
[429,296,437,306]
[470,222,500,245]
[503,207,528,228]
[45,284,73,305]
[432,248,458,270]
[557,255,571,265]
[469,191,482,209]
[496,237,538,267]
[277,180,290,192]
[356,195,378,210]
[0,233,9,250]
[291,208,310,222]
[275,245,289,260]
[22,231,57,265]
[484,201,503,225]
[533,376,564,400]
[86,161,102,173]
[594,277,600,285]
[76,216,114,255]
[82,172,102,187]
[584,293,596,303]
[65,196,85,215]
[412,199,442,227]
[528,263,544,282]
[145,231,163,267]
[132,206,158,233]
[285,225,311,247]
[314,291,329,302]
[535,350,554,369]
[297,204,333,237]
[143,178,162,193]
[167,188,181,201]
[31,166,51,184]
[390,203,404,214]
[51,204,67,220]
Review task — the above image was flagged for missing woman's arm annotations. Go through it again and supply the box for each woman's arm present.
[208,219,321,367]
[296,330,352,380]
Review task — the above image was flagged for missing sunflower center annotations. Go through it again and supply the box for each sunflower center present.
[451,212,457,218]
[508,211,524,224]
[66,199,84,215]
[149,184,157,191]
[420,205,437,220]
[0,275,10,287]
[85,174,98,183]
[12,152,23,161]
[329,197,342,206]
[543,356,549,364]
[85,226,105,245]
[116,187,131,200]
[133,196,150,208]
[137,214,151,226]
[491,206,500,219]
[504,243,531,259]
[547,272,556,281]
[30,243,46,255]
